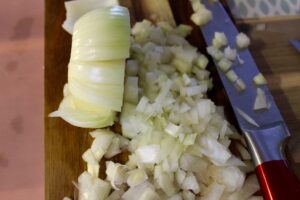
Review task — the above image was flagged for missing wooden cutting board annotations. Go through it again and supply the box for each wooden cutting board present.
[45,0,300,199]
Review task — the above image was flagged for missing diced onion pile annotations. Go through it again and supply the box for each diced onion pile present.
[65,20,261,200]
[50,5,130,128]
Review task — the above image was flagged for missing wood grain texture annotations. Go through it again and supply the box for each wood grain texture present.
[45,0,300,199]
[45,1,175,199]
[45,0,91,199]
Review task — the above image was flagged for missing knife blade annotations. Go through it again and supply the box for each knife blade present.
[199,1,300,199]
[201,1,283,130]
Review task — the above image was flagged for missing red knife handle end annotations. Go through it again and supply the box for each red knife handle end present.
[256,160,300,200]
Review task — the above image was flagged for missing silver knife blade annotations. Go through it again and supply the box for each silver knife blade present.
[200,0,284,131]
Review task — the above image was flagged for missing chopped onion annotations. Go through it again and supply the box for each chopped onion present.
[237,174,260,199]
[82,148,99,177]
[90,129,114,160]
[78,171,111,200]
[171,46,197,74]
[157,21,173,33]
[182,190,196,200]
[206,46,224,61]
[162,157,179,173]
[179,103,191,113]
[168,194,183,200]
[209,166,245,192]
[253,73,267,85]
[124,76,139,104]
[105,161,127,189]
[127,168,148,187]
[136,144,161,164]
[194,54,209,69]
[175,168,187,186]
[189,110,202,125]
[149,27,167,45]
[224,46,237,61]
[253,88,268,110]
[154,165,178,196]
[165,123,181,137]
[236,32,250,49]
[190,9,212,26]
[126,60,139,76]
[218,58,232,72]
[182,74,191,85]
[212,32,228,49]
[106,189,125,200]
[122,181,159,200]
[136,96,150,113]
[183,133,197,146]
[225,156,246,167]
[201,183,225,200]
[220,166,245,192]
[65,20,260,200]
[159,137,177,160]
[197,99,214,119]
[179,153,208,173]
[234,78,246,92]
[192,68,210,81]
[105,135,129,158]
[225,70,239,83]
[121,110,153,139]
[167,34,188,46]
[190,0,205,11]
[174,24,193,37]
[189,0,214,28]
[181,172,200,194]
[185,85,208,96]
[199,135,232,166]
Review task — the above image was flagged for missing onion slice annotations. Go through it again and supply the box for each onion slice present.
[51,6,130,128]
[71,6,130,61]
[49,95,115,128]
[62,0,119,34]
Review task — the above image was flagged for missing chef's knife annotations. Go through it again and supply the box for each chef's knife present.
[199,1,300,199]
